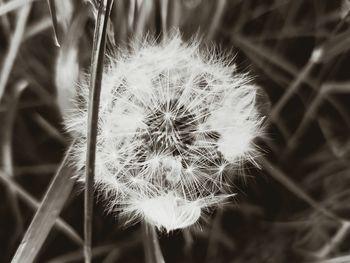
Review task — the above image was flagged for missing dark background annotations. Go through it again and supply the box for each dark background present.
[0,0,350,262]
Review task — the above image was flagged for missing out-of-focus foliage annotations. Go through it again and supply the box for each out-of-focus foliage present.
[0,0,349,262]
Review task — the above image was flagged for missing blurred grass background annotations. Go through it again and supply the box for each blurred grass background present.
[0,0,350,262]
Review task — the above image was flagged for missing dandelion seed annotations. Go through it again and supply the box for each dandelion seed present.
[65,32,263,231]
[128,192,202,232]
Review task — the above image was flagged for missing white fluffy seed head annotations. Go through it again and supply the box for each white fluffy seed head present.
[65,32,264,231]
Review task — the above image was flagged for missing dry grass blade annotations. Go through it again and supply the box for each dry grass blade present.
[0,0,35,16]
[170,0,181,29]
[47,244,115,263]
[46,0,60,46]
[84,0,114,262]
[0,169,82,246]
[55,6,89,115]
[142,222,165,263]
[159,0,168,38]
[313,221,350,259]
[23,17,52,41]
[134,0,153,40]
[206,0,226,40]
[234,34,322,125]
[269,47,323,122]
[284,92,323,153]
[244,14,349,133]
[0,0,11,36]
[322,29,350,61]
[233,35,291,140]
[126,0,136,37]
[11,144,78,263]
[233,35,350,141]
[15,163,58,175]
[33,113,66,144]
[285,81,350,155]
[315,254,350,263]
[260,157,345,222]
[47,234,141,263]
[1,81,27,235]
[205,209,225,263]
[102,234,141,263]
[233,34,309,85]
[0,3,31,100]
[250,0,289,20]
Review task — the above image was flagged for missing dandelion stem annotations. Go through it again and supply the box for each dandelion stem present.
[142,222,165,263]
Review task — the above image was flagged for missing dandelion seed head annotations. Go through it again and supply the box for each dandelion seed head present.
[65,33,263,231]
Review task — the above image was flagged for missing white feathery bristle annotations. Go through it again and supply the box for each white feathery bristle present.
[64,32,264,231]
[130,192,202,232]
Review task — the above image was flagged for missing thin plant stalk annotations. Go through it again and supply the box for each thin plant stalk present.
[1,81,27,236]
[0,170,82,246]
[0,0,35,16]
[84,0,114,262]
[314,221,350,259]
[206,0,226,40]
[46,0,60,46]
[260,157,346,222]
[142,222,165,263]
[11,143,77,263]
[0,3,31,100]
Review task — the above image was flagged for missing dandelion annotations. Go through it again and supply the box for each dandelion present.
[65,33,263,232]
